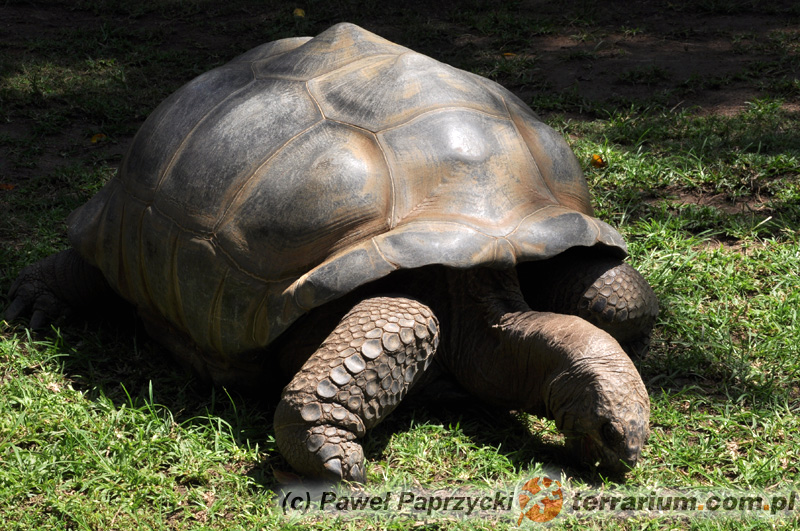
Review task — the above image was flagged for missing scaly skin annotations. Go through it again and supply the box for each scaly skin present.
[5,249,114,329]
[5,250,653,480]
[519,248,659,358]
[273,296,439,482]
[442,268,650,473]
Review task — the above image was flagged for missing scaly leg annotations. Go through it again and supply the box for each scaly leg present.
[5,249,115,329]
[519,248,659,358]
[273,296,439,482]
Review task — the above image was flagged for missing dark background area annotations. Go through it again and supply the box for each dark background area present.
[2,0,798,185]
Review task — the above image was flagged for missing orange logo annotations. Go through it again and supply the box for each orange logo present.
[517,477,563,524]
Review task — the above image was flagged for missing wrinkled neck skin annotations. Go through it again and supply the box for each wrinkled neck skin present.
[441,267,650,472]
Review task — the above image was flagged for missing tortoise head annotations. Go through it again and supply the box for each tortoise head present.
[545,349,650,474]
[488,306,650,475]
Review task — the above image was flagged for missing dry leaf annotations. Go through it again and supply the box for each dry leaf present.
[590,153,608,168]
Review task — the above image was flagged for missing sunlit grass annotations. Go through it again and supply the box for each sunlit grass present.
[1,0,799,529]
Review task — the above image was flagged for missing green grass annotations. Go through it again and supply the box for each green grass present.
[2,0,800,529]
[0,330,279,529]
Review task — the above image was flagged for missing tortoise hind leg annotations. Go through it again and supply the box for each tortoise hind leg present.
[273,296,439,482]
[5,249,115,329]
[518,247,659,358]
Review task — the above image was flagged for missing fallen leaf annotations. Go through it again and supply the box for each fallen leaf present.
[91,133,107,143]
[590,154,608,168]
[502,52,516,58]
[293,8,305,17]
[0,183,16,191]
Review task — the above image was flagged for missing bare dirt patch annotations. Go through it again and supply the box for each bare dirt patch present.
[666,190,772,215]
[514,0,799,114]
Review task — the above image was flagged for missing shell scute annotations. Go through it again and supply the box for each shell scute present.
[155,78,322,233]
[309,51,508,131]
[252,23,403,81]
[215,121,391,281]
[119,64,255,202]
[378,109,557,231]
[68,23,626,358]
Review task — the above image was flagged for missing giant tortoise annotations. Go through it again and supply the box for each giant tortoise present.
[5,23,658,482]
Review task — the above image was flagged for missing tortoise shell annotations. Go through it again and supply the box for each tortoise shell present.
[67,23,626,357]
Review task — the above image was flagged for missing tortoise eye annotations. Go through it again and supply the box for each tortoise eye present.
[601,422,624,445]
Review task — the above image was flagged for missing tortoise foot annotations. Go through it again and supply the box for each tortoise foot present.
[273,403,367,482]
[5,249,113,330]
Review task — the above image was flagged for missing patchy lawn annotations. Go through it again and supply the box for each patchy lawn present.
[1,0,799,529]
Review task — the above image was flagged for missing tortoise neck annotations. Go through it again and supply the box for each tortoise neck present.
[439,268,551,412]
[440,268,634,420]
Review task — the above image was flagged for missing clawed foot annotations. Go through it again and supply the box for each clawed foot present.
[274,402,367,482]
[5,249,114,330]
[5,252,73,329]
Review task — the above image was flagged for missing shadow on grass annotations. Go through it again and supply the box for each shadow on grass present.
[28,307,644,491]
[16,305,621,490]
[2,0,799,495]
[2,0,799,143]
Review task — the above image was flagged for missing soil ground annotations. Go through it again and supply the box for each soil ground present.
[1,0,798,186]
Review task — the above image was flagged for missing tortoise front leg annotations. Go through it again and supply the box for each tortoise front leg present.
[520,248,659,358]
[5,249,115,329]
[273,296,439,482]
